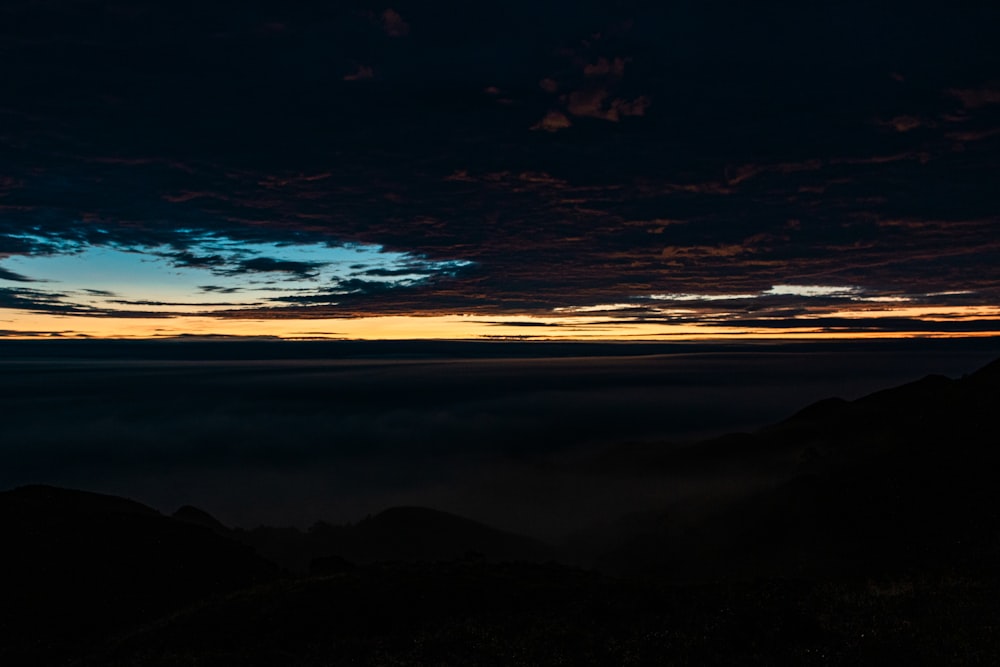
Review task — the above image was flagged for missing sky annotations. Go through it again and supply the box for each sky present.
[2,1,999,340]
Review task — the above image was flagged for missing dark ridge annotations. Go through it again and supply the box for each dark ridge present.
[851,372,956,413]
[592,358,1000,579]
[172,504,230,533]
[0,485,277,666]
[3,484,160,518]
[97,561,1000,667]
[969,356,1000,385]
[236,506,557,574]
[779,396,850,424]
[352,506,554,563]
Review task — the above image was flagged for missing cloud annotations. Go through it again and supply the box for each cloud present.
[537,51,649,126]
[531,110,572,132]
[355,267,426,277]
[199,285,243,294]
[945,127,1000,143]
[343,65,374,82]
[1,2,998,334]
[171,252,228,269]
[949,85,1000,109]
[107,299,247,307]
[877,115,927,132]
[235,257,323,279]
[660,244,749,261]
[0,287,82,313]
[0,329,76,338]
[609,95,650,119]
[563,87,649,123]
[539,78,559,93]
[583,57,627,79]
[0,266,35,283]
[0,287,172,318]
[565,89,611,119]
[477,320,568,327]
[381,8,410,37]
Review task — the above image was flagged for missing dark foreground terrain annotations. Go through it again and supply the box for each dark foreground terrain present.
[3,356,1000,665]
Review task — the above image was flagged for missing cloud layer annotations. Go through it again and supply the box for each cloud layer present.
[1,1,998,336]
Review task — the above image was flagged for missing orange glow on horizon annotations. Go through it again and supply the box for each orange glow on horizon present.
[3,310,1000,341]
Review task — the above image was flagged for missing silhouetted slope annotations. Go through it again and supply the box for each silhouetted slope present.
[172,504,230,533]
[346,506,553,563]
[0,485,277,666]
[95,562,1000,667]
[237,506,555,573]
[596,359,1000,578]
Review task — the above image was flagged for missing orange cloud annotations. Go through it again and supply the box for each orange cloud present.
[946,127,1000,143]
[879,115,925,132]
[343,65,374,81]
[381,8,410,37]
[609,95,650,118]
[660,244,748,261]
[563,87,649,122]
[949,85,1000,109]
[583,56,627,79]
[531,110,572,132]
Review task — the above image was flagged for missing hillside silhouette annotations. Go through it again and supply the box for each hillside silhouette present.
[233,505,555,574]
[0,486,277,665]
[589,358,1000,578]
[3,357,1000,664]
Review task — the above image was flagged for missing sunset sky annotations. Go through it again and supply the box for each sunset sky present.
[2,1,999,339]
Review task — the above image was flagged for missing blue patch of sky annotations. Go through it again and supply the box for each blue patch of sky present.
[0,232,473,314]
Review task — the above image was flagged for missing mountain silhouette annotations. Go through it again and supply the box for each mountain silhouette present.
[0,485,276,666]
[172,504,230,533]
[592,361,1000,578]
[337,506,553,563]
[237,505,555,574]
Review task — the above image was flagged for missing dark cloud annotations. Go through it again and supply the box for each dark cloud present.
[695,316,1000,336]
[356,267,427,277]
[0,330,74,337]
[381,8,410,37]
[199,285,243,294]
[0,287,83,314]
[0,287,169,318]
[235,257,323,279]
[478,320,568,328]
[583,57,627,79]
[0,266,35,282]
[107,299,246,307]
[343,64,375,81]
[949,84,1000,109]
[531,110,572,132]
[171,252,229,269]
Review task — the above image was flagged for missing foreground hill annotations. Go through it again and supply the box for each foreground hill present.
[0,486,277,666]
[229,505,555,573]
[92,563,1000,666]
